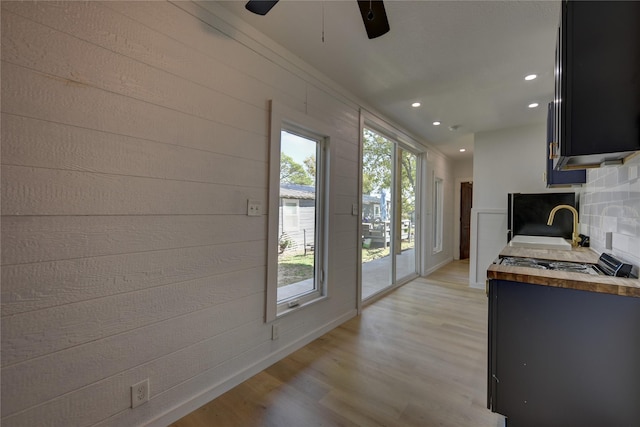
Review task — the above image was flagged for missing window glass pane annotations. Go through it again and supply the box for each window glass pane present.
[361,128,393,299]
[277,130,319,303]
[396,149,417,280]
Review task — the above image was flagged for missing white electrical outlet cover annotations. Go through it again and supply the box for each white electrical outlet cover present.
[131,379,149,408]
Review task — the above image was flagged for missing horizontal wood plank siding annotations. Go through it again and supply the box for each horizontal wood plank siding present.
[2,284,265,415]
[1,1,364,426]
[1,115,268,187]
[1,214,267,265]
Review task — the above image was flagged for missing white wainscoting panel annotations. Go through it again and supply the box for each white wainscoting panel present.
[469,208,507,288]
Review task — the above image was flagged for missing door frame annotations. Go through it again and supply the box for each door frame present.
[358,118,422,308]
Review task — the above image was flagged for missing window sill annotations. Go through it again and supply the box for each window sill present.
[275,294,328,320]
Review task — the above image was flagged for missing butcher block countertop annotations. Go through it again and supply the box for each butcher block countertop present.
[487,246,640,298]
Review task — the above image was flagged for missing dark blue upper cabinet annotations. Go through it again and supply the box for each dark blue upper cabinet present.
[552,0,640,170]
[547,102,585,187]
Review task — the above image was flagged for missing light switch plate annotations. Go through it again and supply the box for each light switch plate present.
[247,200,262,216]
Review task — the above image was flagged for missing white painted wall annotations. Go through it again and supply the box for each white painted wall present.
[454,158,474,186]
[473,123,550,207]
[469,122,553,286]
[0,2,454,426]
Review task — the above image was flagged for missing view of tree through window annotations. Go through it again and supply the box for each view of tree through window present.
[362,129,416,262]
[280,153,313,185]
[361,128,418,300]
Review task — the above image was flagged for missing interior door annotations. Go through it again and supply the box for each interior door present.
[460,181,473,259]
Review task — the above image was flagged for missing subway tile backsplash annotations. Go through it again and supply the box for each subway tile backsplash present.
[581,154,640,268]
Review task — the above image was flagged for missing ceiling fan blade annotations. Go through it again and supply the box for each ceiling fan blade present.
[357,0,390,39]
[245,0,279,16]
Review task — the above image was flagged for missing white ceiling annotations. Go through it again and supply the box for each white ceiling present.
[217,0,560,159]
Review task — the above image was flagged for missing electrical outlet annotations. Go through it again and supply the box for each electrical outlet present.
[131,379,149,408]
[247,199,262,216]
[352,203,358,216]
[271,323,280,340]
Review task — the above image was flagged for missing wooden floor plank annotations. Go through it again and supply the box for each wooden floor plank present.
[170,260,505,427]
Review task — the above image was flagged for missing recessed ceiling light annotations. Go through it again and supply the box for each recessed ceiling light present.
[433,121,441,126]
[525,74,537,81]
[412,102,421,108]
[459,148,466,152]
[528,103,539,108]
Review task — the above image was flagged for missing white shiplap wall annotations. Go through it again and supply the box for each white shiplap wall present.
[0,1,367,426]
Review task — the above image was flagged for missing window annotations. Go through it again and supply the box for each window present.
[267,101,330,321]
[281,199,299,232]
[433,177,443,253]
[373,204,380,219]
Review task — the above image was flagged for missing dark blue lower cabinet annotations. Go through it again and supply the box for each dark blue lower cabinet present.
[487,279,640,427]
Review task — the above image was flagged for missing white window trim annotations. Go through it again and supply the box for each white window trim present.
[433,175,444,253]
[266,100,332,322]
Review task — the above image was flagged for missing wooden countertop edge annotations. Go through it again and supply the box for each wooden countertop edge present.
[487,265,640,298]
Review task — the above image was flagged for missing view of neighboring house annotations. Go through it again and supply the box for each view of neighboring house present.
[280,184,403,251]
[362,192,384,224]
[278,183,317,252]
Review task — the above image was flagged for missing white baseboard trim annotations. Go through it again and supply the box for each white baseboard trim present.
[148,309,358,427]
[423,256,453,277]
[470,282,485,290]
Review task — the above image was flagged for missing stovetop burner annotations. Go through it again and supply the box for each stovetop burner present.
[499,257,600,275]
[498,253,635,278]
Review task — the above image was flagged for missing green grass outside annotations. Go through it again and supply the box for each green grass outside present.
[277,253,315,287]
[278,241,415,287]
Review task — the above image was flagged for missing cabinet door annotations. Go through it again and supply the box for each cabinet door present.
[487,280,497,410]
[489,279,640,426]
[555,0,640,168]
[546,102,585,187]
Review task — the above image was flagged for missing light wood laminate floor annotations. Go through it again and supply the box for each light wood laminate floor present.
[170,260,504,427]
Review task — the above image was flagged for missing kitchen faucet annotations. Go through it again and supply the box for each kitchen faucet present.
[547,204,581,247]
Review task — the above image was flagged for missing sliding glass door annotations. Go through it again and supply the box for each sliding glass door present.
[361,128,420,301]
